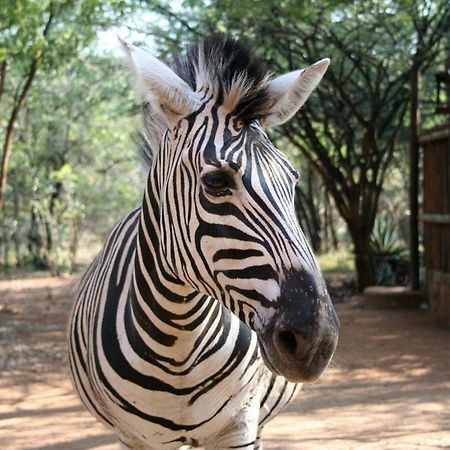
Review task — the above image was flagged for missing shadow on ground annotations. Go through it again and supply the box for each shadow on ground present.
[1,275,449,450]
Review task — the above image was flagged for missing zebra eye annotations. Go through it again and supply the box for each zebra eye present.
[202,171,232,195]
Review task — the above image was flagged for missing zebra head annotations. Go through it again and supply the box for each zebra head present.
[122,37,339,383]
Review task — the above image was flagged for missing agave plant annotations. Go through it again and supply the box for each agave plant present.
[371,211,406,256]
[370,210,408,285]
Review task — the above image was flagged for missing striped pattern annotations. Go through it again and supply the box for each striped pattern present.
[69,36,338,450]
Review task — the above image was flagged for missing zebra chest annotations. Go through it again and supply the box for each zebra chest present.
[107,367,267,450]
[95,313,267,445]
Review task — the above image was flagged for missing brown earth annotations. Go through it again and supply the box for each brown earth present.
[0,274,449,450]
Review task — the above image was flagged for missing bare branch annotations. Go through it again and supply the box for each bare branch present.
[0,60,7,109]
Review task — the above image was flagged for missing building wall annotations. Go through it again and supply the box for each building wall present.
[420,123,450,325]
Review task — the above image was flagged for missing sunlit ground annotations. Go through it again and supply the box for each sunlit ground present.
[1,275,449,449]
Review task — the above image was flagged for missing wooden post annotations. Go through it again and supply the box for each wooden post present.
[409,63,420,290]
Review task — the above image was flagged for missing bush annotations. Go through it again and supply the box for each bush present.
[370,211,409,285]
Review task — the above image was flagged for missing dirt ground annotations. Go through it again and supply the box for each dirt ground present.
[0,274,449,450]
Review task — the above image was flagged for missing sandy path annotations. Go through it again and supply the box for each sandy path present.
[0,275,449,449]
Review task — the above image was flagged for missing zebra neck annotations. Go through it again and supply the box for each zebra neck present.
[125,190,229,365]
[127,279,226,366]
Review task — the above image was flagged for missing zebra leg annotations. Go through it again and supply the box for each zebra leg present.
[118,441,161,450]
[118,439,142,450]
[253,432,263,450]
[204,403,261,449]
[117,434,159,450]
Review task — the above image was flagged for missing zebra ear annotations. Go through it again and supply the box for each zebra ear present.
[261,59,330,128]
[119,38,201,127]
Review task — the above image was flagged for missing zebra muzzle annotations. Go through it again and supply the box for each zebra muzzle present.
[258,270,339,383]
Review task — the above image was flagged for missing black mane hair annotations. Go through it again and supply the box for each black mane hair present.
[137,36,276,171]
[171,35,274,123]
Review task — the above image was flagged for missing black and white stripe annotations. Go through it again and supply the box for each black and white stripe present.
[69,36,338,449]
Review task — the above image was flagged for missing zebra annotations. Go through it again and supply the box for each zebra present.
[68,36,339,450]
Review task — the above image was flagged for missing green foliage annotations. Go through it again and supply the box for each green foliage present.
[0,1,144,273]
[317,250,355,274]
[1,0,448,282]
[370,212,406,258]
[370,210,409,286]
[1,51,143,272]
[145,0,449,289]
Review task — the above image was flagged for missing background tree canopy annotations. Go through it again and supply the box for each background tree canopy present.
[1,0,449,289]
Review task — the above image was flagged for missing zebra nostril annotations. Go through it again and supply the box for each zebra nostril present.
[274,330,298,356]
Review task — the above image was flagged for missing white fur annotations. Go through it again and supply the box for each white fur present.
[119,38,201,127]
[261,58,330,127]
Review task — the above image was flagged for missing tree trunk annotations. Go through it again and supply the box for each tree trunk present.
[0,60,7,108]
[350,224,375,290]
[2,228,10,269]
[69,224,79,274]
[0,235,3,268]
[324,192,339,251]
[295,184,322,253]
[0,10,54,212]
[305,167,322,252]
[13,191,22,267]
[409,62,420,290]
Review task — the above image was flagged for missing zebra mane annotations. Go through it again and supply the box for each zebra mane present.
[136,101,166,171]
[137,36,274,171]
[171,36,273,123]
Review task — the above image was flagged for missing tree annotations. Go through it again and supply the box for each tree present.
[0,51,143,272]
[0,0,138,212]
[0,1,145,272]
[145,0,450,289]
